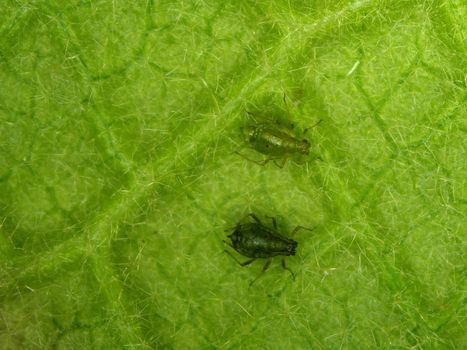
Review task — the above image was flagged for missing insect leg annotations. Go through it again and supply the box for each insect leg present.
[246,110,259,123]
[265,216,278,229]
[234,151,272,167]
[273,158,287,168]
[260,158,273,166]
[282,93,295,122]
[224,249,256,266]
[249,259,272,287]
[290,225,315,236]
[281,259,295,281]
[303,119,322,134]
[239,258,256,266]
[222,240,234,249]
[247,213,262,224]
[313,155,323,162]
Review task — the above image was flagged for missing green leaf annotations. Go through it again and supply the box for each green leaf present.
[1,0,465,348]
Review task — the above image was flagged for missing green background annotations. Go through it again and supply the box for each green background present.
[0,0,465,349]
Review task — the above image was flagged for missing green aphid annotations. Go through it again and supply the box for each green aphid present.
[223,213,314,286]
[236,96,321,168]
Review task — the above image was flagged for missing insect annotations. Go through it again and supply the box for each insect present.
[235,95,321,168]
[223,213,314,286]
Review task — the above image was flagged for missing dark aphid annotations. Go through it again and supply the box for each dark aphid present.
[235,95,321,168]
[223,213,313,286]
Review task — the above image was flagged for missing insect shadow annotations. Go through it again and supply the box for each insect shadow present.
[235,94,322,168]
[223,213,314,286]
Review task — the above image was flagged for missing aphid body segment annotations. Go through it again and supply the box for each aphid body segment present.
[243,123,310,157]
[228,219,297,259]
[224,213,313,286]
[237,118,321,168]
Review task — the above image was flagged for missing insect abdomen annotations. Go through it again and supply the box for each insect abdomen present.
[248,126,308,156]
[231,223,297,258]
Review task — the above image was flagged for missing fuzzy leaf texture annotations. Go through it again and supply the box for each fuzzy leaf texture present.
[0,0,465,349]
